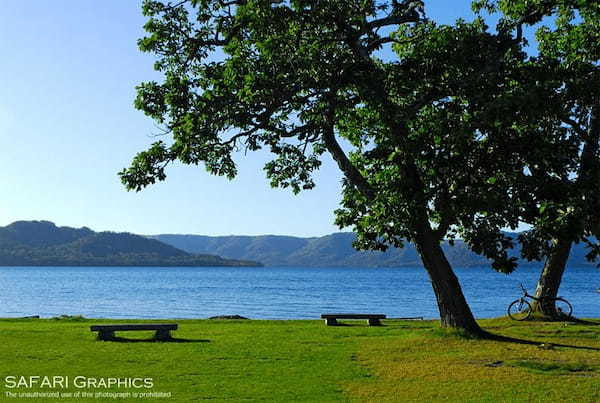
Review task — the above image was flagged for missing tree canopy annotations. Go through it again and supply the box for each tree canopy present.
[120,0,594,333]
[122,1,538,267]
[472,0,600,316]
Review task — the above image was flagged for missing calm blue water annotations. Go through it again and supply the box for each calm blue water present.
[0,266,597,319]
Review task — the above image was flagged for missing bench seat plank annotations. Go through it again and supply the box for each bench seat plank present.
[320,313,386,326]
[90,324,177,331]
[90,324,178,341]
[320,314,386,319]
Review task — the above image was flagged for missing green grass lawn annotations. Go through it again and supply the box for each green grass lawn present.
[0,317,599,402]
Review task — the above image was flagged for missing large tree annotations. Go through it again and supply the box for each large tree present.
[475,0,600,317]
[121,0,554,335]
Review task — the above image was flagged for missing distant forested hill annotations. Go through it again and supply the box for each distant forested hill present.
[0,221,260,267]
[154,232,599,268]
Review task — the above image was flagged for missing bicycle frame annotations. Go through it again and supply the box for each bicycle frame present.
[519,283,563,303]
[509,283,573,320]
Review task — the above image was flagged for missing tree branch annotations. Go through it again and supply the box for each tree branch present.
[365,1,423,30]
[321,112,375,200]
[433,216,453,240]
[562,116,591,142]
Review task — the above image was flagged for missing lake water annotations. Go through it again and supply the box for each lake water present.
[0,266,598,319]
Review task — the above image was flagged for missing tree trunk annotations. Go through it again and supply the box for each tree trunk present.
[531,237,572,316]
[322,116,483,335]
[413,222,484,336]
[530,106,599,317]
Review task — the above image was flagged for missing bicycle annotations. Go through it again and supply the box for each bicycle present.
[507,283,573,321]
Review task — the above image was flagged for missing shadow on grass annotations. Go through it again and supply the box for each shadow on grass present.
[565,317,600,326]
[481,330,600,351]
[526,314,600,326]
[99,337,210,343]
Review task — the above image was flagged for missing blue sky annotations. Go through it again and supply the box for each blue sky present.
[1,1,513,236]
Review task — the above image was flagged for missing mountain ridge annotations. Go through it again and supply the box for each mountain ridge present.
[0,221,260,267]
[2,220,595,268]
[153,232,598,268]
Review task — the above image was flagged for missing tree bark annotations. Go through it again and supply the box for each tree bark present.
[531,106,599,318]
[413,218,484,335]
[531,237,572,316]
[325,130,483,334]
[322,76,484,335]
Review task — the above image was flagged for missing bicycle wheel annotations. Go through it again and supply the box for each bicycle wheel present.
[554,298,573,318]
[508,299,532,321]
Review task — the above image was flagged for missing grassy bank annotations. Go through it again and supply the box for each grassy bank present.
[0,317,598,402]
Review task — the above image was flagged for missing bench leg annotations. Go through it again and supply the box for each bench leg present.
[154,329,172,341]
[97,331,115,341]
[325,318,338,326]
[368,318,381,326]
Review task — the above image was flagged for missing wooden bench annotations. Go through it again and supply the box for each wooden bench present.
[321,313,386,326]
[90,324,178,341]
